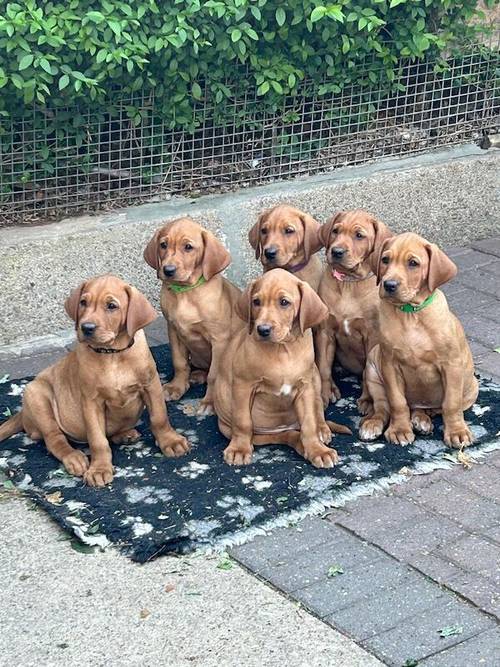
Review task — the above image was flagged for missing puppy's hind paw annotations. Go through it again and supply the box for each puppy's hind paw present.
[196,399,214,416]
[158,432,190,458]
[162,381,189,401]
[411,411,433,435]
[62,450,89,477]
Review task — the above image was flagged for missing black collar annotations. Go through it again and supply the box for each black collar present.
[88,338,135,354]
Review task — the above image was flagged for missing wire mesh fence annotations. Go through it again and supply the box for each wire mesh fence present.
[0,38,498,226]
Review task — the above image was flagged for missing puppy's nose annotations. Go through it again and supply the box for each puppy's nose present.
[331,247,346,259]
[264,246,278,261]
[163,264,177,278]
[257,324,272,339]
[80,322,96,337]
[383,279,399,294]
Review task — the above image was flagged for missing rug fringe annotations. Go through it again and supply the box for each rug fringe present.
[199,438,500,555]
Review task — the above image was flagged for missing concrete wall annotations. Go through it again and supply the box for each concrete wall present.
[0,144,498,348]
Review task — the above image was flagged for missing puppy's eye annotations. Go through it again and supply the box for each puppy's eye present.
[332,228,339,235]
[160,241,167,249]
[279,298,290,307]
[79,299,87,307]
[355,232,364,239]
[409,259,419,268]
[381,256,390,265]
[252,298,261,307]
[284,227,295,235]
[107,302,118,310]
[261,228,268,236]
[184,243,193,251]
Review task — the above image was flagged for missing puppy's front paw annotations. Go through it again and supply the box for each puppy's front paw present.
[318,423,333,445]
[385,422,415,446]
[223,442,253,466]
[158,431,190,457]
[84,463,114,487]
[162,381,189,401]
[321,381,341,407]
[304,442,339,469]
[62,450,89,477]
[444,423,474,448]
[357,396,372,416]
[359,417,384,441]
[197,398,214,416]
[110,429,141,445]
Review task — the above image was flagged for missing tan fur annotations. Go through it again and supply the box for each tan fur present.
[0,275,189,487]
[315,209,392,405]
[358,232,478,448]
[248,205,323,290]
[213,269,351,468]
[144,217,242,413]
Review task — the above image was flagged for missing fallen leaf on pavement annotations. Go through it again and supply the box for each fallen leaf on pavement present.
[457,448,472,469]
[327,564,344,577]
[45,491,63,505]
[165,583,175,593]
[217,557,233,571]
[438,624,463,638]
[70,539,95,554]
[140,608,150,619]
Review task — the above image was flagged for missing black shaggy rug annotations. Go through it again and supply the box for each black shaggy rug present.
[1,344,499,562]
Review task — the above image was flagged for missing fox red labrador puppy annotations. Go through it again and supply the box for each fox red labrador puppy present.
[248,205,323,290]
[144,217,242,414]
[0,275,189,486]
[315,209,392,405]
[359,233,478,447]
[213,269,350,468]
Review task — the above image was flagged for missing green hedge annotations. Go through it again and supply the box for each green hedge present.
[0,0,495,126]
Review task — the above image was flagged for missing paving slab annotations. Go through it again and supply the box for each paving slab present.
[451,250,497,272]
[362,598,497,667]
[436,535,500,585]
[419,627,500,667]
[455,267,500,298]
[471,237,500,258]
[0,498,382,667]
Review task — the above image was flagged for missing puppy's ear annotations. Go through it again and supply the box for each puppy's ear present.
[318,212,341,248]
[64,282,86,324]
[235,282,255,334]
[201,230,231,281]
[425,243,457,292]
[125,286,158,337]
[370,217,392,257]
[370,236,393,285]
[299,212,321,260]
[248,210,269,259]
[298,280,328,333]
[143,229,161,271]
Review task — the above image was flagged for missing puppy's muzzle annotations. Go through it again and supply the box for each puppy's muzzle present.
[264,246,278,262]
[163,264,177,278]
[383,279,399,294]
[80,322,97,337]
[256,324,272,339]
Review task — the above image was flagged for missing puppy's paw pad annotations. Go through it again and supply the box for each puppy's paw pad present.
[223,445,253,466]
[359,418,384,441]
[84,465,114,487]
[159,434,190,457]
[62,450,89,477]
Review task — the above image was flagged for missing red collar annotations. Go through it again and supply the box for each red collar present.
[332,268,374,282]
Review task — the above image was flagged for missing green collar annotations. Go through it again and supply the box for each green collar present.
[399,292,436,313]
[167,275,207,294]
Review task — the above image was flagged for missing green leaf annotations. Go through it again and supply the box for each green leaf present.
[217,557,233,571]
[58,74,69,90]
[438,625,463,638]
[86,523,101,535]
[326,6,344,22]
[257,81,269,95]
[231,28,242,42]
[39,58,52,75]
[191,82,202,100]
[70,539,96,554]
[494,347,500,354]
[390,0,407,6]
[276,7,286,27]
[2,480,15,490]
[327,564,344,577]
[403,661,419,667]
[310,7,326,23]
[2,407,12,417]
[19,54,34,71]
[270,80,283,94]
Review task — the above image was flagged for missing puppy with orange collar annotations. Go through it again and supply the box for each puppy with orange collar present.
[359,232,478,447]
[213,269,350,468]
[144,217,242,414]
[315,210,392,405]
[248,204,323,290]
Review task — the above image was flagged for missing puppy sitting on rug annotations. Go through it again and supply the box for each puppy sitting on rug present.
[144,217,242,414]
[248,204,323,290]
[0,275,190,487]
[213,269,351,468]
[359,233,478,447]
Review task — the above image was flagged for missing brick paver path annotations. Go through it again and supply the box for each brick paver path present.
[1,239,499,666]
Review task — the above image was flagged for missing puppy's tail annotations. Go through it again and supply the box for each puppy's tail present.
[0,411,24,442]
[326,420,352,435]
